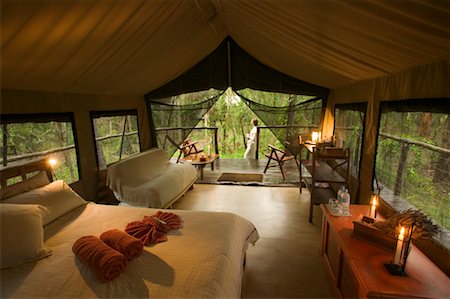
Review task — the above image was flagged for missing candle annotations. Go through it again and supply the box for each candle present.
[394,227,405,265]
[312,131,319,143]
[370,195,378,218]
[318,132,322,142]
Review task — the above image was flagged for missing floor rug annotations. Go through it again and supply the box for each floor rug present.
[217,173,263,183]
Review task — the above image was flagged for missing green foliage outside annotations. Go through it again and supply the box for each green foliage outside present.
[375,112,449,230]
[186,88,319,159]
[1,121,79,184]
[335,108,364,176]
[93,115,140,169]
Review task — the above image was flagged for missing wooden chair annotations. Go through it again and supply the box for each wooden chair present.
[165,134,203,163]
[263,143,299,180]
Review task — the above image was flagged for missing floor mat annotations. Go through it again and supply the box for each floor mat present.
[217,173,263,183]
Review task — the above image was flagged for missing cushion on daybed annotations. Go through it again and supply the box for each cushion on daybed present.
[107,148,196,207]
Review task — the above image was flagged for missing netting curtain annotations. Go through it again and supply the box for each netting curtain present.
[334,102,367,177]
[149,90,225,157]
[374,98,449,229]
[236,90,324,155]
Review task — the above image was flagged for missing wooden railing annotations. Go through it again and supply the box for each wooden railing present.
[1,131,139,166]
[379,132,450,196]
[155,127,219,154]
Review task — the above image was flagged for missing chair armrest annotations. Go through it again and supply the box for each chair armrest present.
[268,144,285,153]
[180,141,198,150]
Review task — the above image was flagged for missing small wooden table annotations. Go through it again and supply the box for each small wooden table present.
[180,153,219,180]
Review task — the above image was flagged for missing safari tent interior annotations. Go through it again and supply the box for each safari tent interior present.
[1,0,449,298]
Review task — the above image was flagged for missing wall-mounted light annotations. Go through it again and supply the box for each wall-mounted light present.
[48,158,57,167]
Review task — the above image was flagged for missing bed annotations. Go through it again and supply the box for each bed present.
[0,159,259,298]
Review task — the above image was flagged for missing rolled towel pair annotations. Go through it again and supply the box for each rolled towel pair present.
[73,229,143,282]
[72,236,126,283]
[100,229,143,261]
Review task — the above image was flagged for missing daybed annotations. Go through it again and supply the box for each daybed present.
[106,148,197,208]
[0,161,259,298]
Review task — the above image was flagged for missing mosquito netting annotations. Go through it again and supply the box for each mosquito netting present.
[148,87,324,158]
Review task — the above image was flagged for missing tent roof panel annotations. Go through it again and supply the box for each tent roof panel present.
[1,0,449,96]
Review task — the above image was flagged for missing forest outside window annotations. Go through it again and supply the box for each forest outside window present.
[0,113,80,184]
[374,99,449,247]
[334,103,366,177]
[91,111,140,170]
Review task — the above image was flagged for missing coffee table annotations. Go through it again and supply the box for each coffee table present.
[180,153,219,180]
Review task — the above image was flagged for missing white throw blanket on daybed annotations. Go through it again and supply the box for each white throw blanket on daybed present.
[106,148,196,208]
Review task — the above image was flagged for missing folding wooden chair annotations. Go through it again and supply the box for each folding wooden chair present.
[165,134,203,163]
[263,143,299,180]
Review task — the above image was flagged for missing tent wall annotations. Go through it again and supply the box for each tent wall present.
[0,89,151,199]
[323,59,450,203]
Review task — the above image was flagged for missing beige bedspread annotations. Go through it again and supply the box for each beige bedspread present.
[1,203,259,298]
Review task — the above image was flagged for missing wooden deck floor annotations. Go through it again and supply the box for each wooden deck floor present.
[184,158,309,186]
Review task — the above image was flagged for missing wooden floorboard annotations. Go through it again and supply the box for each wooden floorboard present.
[178,158,310,186]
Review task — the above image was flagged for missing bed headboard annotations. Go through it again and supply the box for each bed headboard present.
[0,159,54,188]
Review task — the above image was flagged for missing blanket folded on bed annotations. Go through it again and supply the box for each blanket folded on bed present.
[100,229,143,261]
[125,212,181,246]
[72,235,126,283]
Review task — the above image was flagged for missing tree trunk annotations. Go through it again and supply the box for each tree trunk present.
[418,112,432,137]
[433,116,449,184]
[94,124,107,170]
[55,122,75,180]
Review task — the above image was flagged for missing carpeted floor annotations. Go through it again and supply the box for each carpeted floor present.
[217,172,263,183]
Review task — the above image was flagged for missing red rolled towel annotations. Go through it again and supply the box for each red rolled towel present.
[72,236,126,283]
[100,229,143,261]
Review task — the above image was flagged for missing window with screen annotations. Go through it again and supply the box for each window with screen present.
[0,113,80,184]
[375,99,449,236]
[91,110,141,170]
[334,103,366,177]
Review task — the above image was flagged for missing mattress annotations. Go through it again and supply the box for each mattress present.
[1,203,259,298]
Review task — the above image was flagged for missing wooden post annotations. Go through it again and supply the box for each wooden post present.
[2,124,8,167]
[214,127,219,154]
[394,142,410,196]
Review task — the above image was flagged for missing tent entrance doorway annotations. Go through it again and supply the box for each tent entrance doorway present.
[149,87,323,184]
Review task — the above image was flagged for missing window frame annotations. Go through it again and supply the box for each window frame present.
[333,102,367,179]
[90,109,142,169]
[373,98,450,275]
[0,112,82,182]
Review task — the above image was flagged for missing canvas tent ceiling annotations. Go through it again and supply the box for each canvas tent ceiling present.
[1,0,449,96]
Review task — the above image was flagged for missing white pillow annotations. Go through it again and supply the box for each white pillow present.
[0,171,51,200]
[2,180,86,226]
[0,204,52,269]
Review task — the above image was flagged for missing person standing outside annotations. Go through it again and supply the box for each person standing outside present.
[244,118,259,159]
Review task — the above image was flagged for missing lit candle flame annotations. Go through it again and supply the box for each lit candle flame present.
[371,195,378,207]
[312,131,319,143]
[399,227,405,240]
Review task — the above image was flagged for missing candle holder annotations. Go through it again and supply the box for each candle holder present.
[384,224,414,276]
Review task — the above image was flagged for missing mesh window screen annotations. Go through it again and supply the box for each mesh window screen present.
[334,103,366,177]
[375,99,450,232]
[91,111,141,170]
[0,113,80,184]
[149,89,225,157]
[236,89,323,155]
